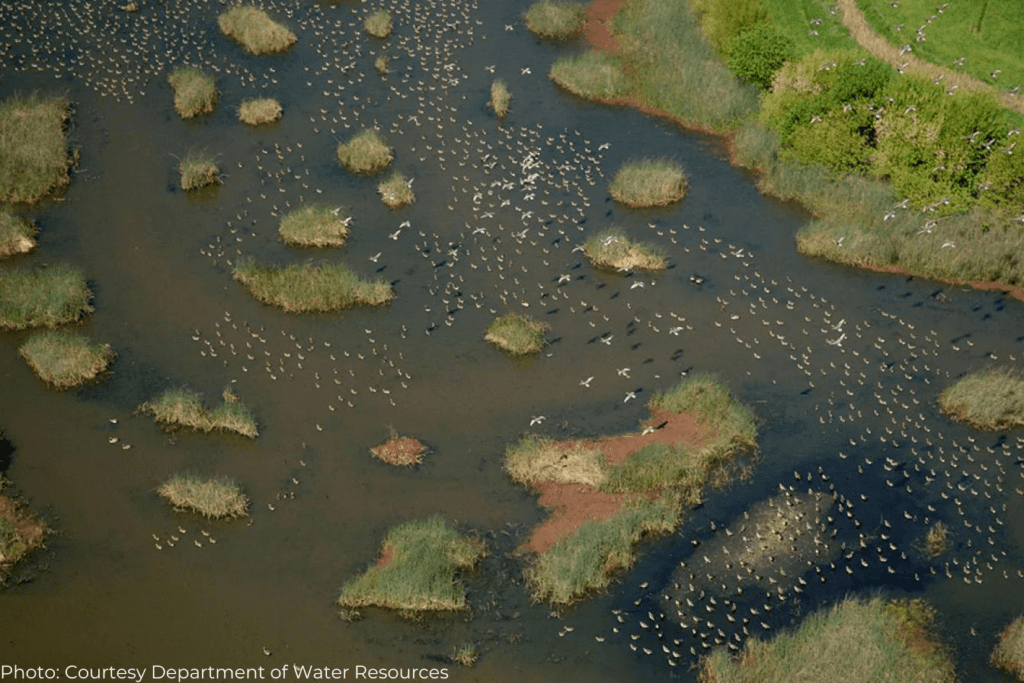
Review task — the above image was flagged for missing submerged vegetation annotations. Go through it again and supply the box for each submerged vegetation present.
[525,1,586,40]
[939,368,1024,430]
[233,258,394,312]
[140,387,258,438]
[178,150,220,191]
[19,331,114,389]
[158,473,249,519]
[377,172,415,208]
[218,6,296,55]
[278,205,350,247]
[993,616,1024,681]
[485,313,547,355]
[0,93,72,204]
[0,265,92,330]
[0,478,49,574]
[336,130,393,174]
[489,79,511,118]
[700,597,955,683]
[338,516,485,611]
[364,10,392,39]
[583,229,666,271]
[168,67,217,119]
[0,208,37,257]
[609,158,688,207]
[238,98,282,125]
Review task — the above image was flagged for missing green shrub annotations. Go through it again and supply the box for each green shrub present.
[0,94,71,204]
[19,330,114,389]
[784,104,874,175]
[0,264,92,329]
[977,140,1024,210]
[727,23,795,91]
[690,0,768,53]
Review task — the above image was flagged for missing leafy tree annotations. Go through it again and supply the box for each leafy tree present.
[727,24,795,91]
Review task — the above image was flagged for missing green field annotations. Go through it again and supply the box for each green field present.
[764,0,858,55]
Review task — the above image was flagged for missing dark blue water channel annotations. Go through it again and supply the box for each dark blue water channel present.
[1,0,1023,680]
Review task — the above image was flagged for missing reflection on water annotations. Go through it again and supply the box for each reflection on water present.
[1,0,1023,680]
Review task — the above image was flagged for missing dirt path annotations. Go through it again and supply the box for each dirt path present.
[835,0,1024,115]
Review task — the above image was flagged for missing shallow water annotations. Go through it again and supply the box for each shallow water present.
[1,0,1024,680]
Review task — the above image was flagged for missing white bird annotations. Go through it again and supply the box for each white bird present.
[368,252,382,262]
[624,391,637,403]
[520,67,531,75]
[941,241,955,248]
[580,376,594,388]
[530,415,546,426]
[617,367,631,377]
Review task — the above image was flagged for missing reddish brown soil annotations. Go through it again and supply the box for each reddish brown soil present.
[583,0,625,51]
[371,437,426,467]
[525,409,710,553]
[376,544,394,569]
[854,263,1024,304]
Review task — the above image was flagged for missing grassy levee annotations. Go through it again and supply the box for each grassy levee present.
[0,94,71,204]
[938,368,1024,430]
[0,478,49,572]
[278,205,350,247]
[141,387,258,438]
[19,331,114,389]
[233,258,393,312]
[158,473,249,519]
[525,1,587,40]
[0,208,37,257]
[485,313,547,355]
[337,130,393,174]
[700,597,955,683]
[609,158,688,207]
[364,10,392,38]
[168,67,217,119]
[994,617,1024,680]
[179,150,220,191]
[0,265,92,330]
[583,228,666,271]
[238,98,282,125]
[338,516,485,611]
[218,6,296,55]
[377,172,415,208]
[489,79,511,118]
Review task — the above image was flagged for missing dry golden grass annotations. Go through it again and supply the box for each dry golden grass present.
[994,617,1024,681]
[583,229,667,271]
[167,67,217,119]
[364,10,392,38]
[378,172,415,208]
[489,79,511,118]
[484,313,547,355]
[278,205,350,247]
[158,473,249,519]
[238,98,282,125]
[337,130,393,174]
[218,6,296,55]
[504,435,607,487]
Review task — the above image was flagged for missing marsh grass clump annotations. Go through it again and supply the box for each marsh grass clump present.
[0,94,71,204]
[609,159,688,207]
[374,54,390,75]
[650,373,757,443]
[583,229,666,272]
[993,617,1024,680]
[450,643,478,667]
[371,436,427,467]
[218,6,296,54]
[485,313,547,355]
[238,98,282,125]
[0,208,37,257]
[0,478,49,570]
[0,264,92,330]
[336,130,393,174]
[157,473,249,519]
[489,79,511,118]
[550,51,629,100]
[19,331,114,389]
[505,435,607,487]
[233,258,393,312]
[525,1,586,39]
[140,387,258,438]
[278,205,350,247]
[939,369,1024,430]
[167,67,217,119]
[923,522,950,558]
[377,172,415,209]
[338,516,485,611]
[178,150,220,191]
[701,597,956,683]
[364,10,392,38]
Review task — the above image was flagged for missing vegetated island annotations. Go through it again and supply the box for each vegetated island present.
[363,10,392,39]
[218,6,296,55]
[485,313,547,356]
[609,158,688,207]
[0,264,93,330]
[233,258,394,312]
[993,615,1024,681]
[938,368,1024,430]
[0,93,73,204]
[178,150,220,191]
[336,129,393,175]
[158,473,249,519]
[167,67,217,119]
[505,374,756,604]
[524,1,587,40]
[583,228,667,272]
[140,387,258,438]
[278,205,351,247]
[19,330,115,389]
[370,432,427,467]
[0,475,50,586]
[238,98,282,126]
[0,207,37,257]
[338,516,485,613]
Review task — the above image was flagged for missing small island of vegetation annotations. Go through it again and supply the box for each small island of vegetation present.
[218,6,296,55]
[0,208,37,258]
[583,228,666,272]
[0,265,92,330]
[140,387,258,438]
[233,258,393,312]
[238,98,282,126]
[279,205,350,247]
[485,313,547,356]
[337,130,393,175]
[939,368,1024,430]
[378,172,415,209]
[0,476,49,582]
[994,616,1024,681]
[364,10,392,39]
[524,1,586,40]
[0,93,72,204]
[158,473,249,519]
[178,150,220,191]
[609,158,688,207]
[489,79,511,118]
[19,330,114,389]
[371,433,428,467]
[168,67,217,119]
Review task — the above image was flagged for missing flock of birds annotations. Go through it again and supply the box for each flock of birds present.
[9,0,1023,672]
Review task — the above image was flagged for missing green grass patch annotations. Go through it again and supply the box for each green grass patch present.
[167,67,217,119]
[701,597,955,683]
[583,228,666,272]
[505,435,607,487]
[157,473,249,519]
[939,368,1024,430]
[0,207,37,257]
[338,516,485,611]
[0,93,72,204]
[218,6,296,55]
[19,330,114,389]
[140,387,258,438]
[489,79,511,118]
[484,313,547,355]
[378,172,415,209]
[550,51,630,100]
[278,205,350,247]
[0,264,92,330]
[993,616,1024,680]
[0,478,49,570]
[364,10,392,38]
[609,158,688,207]
[375,54,390,75]
[178,150,220,191]
[450,643,478,667]
[238,98,282,125]
[233,257,393,312]
[762,0,858,56]
[525,1,587,40]
[528,493,681,604]
[337,129,393,174]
